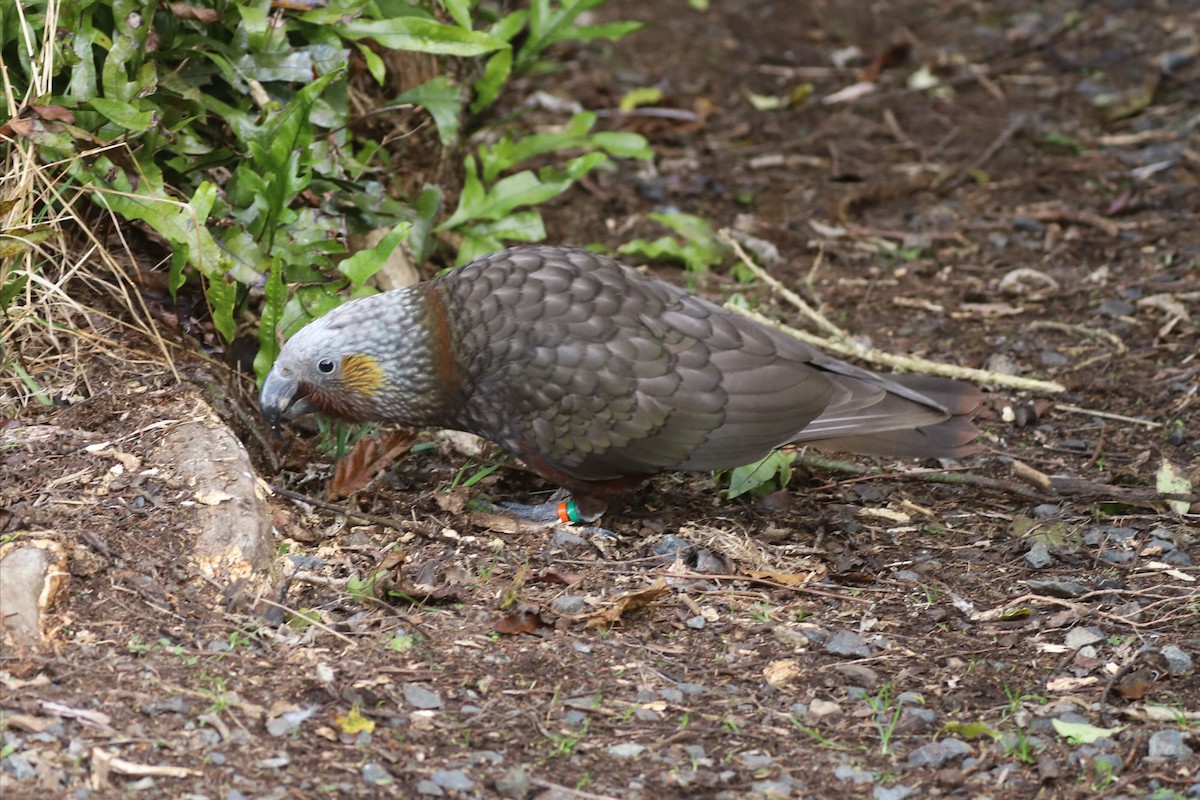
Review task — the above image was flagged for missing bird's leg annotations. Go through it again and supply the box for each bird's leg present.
[498,488,607,524]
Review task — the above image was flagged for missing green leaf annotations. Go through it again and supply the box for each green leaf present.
[1051,719,1125,745]
[619,86,662,111]
[724,451,794,499]
[1155,459,1193,515]
[409,185,443,266]
[254,257,288,384]
[204,274,238,343]
[940,721,1000,741]
[354,42,387,85]
[88,97,156,132]
[471,48,512,113]
[338,222,413,288]
[439,0,472,28]
[339,18,508,57]
[395,76,465,146]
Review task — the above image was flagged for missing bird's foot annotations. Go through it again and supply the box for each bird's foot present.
[497,495,603,525]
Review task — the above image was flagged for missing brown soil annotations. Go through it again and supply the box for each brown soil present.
[3,1,1198,798]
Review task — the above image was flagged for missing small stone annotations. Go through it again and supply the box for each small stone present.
[403,684,443,710]
[1032,504,1062,519]
[1025,540,1053,569]
[1160,645,1193,677]
[1148,730,1193,759]
[834,764,874,784]
[1099,550,1135,566]
[496,767,532,799]
[362,763,393,786]
[1064,627,1104,649]
[651,534,694,562]
[835,664,879,687]
[738,752,774,769]
[416,779,443,796]
[432,770,472,791]
[1162,549,1193,567]
[686,615,706,630]
[694,549,725,574]
[551,529,589,551]
[677,683,706,696]
[1026,579,1088,598]
[874,784,915,800]
[659,688,683,704]
[550,595,586,615]
[1096,298,1135,318]
[825,629,871,658]
[808,699,842,717]
[907,739,970,769]
[607,743,645,759]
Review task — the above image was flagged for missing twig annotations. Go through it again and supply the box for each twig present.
[721,231,845,338]
[721,230,1065,394]
[1027,320,1128,355]
[1053,404,1163,429]
[794,453,1050,500]
[254,597,358,646]
[268,483,436,536]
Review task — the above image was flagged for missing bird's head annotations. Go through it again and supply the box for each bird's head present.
[259,289,440,431]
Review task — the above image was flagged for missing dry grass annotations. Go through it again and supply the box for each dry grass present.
[1,0,176,417]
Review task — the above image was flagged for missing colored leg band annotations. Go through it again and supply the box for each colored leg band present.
[556,500,580,524]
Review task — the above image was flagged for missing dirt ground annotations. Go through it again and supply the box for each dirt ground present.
[3,1,1199,798]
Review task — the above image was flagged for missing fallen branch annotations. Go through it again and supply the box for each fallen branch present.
[721,231,1066,394]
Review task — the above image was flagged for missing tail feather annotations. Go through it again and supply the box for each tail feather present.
[793,373,983,459]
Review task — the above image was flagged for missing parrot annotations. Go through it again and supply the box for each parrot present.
[260,245,980,523]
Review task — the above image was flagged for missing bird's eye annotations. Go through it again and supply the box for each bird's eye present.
[317,358,336,374]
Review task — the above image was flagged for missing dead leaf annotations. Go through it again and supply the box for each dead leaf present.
[328,430,414,499]
[168,2,222,22]
[763,659,802,686]
[494,608,547,636]
[744,569,817,587]
[584,577,669,628]
[531,569,584,586]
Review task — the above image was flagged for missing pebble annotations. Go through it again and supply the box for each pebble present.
[1099,550,1136,566]
[899,708,938,731]
[607,743,645,759]
[825,630,872,658]
[416,780,443,796]
[1031,503,1062,519]
[1096,298,1135,317]
[686,615,706,630]
[694,549,725,574]
[432,769,473,791]
[1064,627,1104,649]
[834,764,874,784]
[651,535,694,562]
[1025,540,1053,569]
[550,529,589,551]
[550,595,586,615]
[1161,645,1193,676]
[677,683,706,696]
[1148,730,1193,759]
[874,784,915,800]
[907,738,970,768]
[1026,579,1088,598]
[659,687,684,703]
[362,763,393,785]
[835,664,879,687]
[738,752,774,769]
[403,684,443,710]
[496,767,532,799]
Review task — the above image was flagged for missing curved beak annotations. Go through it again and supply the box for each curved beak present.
[260,369,315,432]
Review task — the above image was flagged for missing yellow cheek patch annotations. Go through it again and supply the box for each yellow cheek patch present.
[340,354,385,396]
